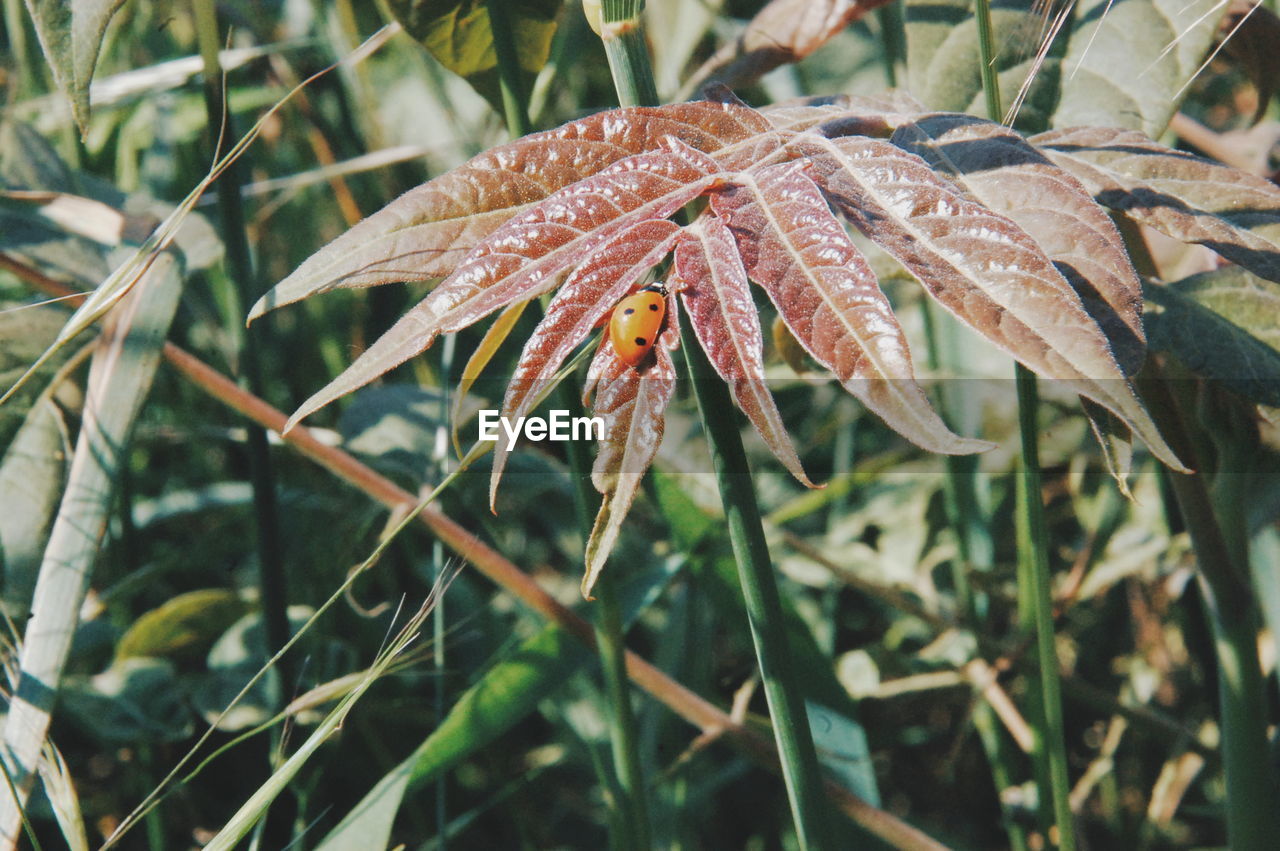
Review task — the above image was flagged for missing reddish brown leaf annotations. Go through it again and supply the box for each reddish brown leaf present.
[892,114,1146,375]
[1031,126,1280,284]
[675,215,816,486]
[683,0,894,94]
[249,99,775,321]
[581,294,680,599]
[792,133,1186,470]
[489,219,681,508]
[760,91,926,139]
[709,160,990,456]
[284,140,722,430]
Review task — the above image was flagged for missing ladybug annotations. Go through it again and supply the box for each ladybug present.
[609,282,668,367]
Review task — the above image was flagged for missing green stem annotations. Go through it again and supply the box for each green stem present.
[970,2,1071,845]
[681,327,832,849]
[598,3,828,843]
[486,4,649,845]
[1015,366,1076,851]
[921,303,1025,851]
[601,0,659,107]
[191,0,291,696]
[485,0,533,136]
[1137,374,1279,849]
[876,2,904,89]
[971,0,1003,122]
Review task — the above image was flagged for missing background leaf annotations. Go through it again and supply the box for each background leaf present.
[1052,0,1227,136]
[1145,269,1280,407]
[0,251,185,829]
[21,0,127,134]
[388,0,563,115]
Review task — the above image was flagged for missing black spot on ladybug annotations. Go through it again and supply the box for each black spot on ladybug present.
[634,336,647,346]
[624,307,635,315]
[648,303,659,311]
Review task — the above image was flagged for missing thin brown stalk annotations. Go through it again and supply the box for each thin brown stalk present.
[2,254,948,851]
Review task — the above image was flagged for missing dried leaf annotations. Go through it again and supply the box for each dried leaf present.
[250,99,775,320]
[489,219,681,508]
[710,159,989,455]
[581,296,680,599]
[285,141,722,430]
[772,315,809,374]
[892,114,1145,375]
[1081,399,1134,498]
[792,133,1185,470]
[684,0,893,94]
[675,215,815,485]
[1032,126,1280,285]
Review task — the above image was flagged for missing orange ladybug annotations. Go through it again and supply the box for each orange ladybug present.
[609,282,668,367]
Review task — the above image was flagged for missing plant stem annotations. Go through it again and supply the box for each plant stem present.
[681,326,832,849]
[1014,366,1076,851]
[599,2,830,845]
[487,4,650,846]
[601,0,659,107]
[1137,373,1279,849]
[484,0,533,136]
[921,302,1027,851]
[971,0,1003,122]
[191,0,292,698]
[970,1,1073,844]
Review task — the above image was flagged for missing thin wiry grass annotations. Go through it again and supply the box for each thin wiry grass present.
[1006,0,1077,126]
[0,22,402,409]
[1170,1,1264,100]
[101,475,468,848]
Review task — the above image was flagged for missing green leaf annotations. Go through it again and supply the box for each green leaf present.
[21,0,128,135]
[904,0,1063,131]
[388,0,562,115]
[1145,269,1280,407]
[1052,0,1227,137]
[315,556,681,850]
[60,658,193,744]
[317,626,586,851]
[0,398,67,617]
[115,589,253,664]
